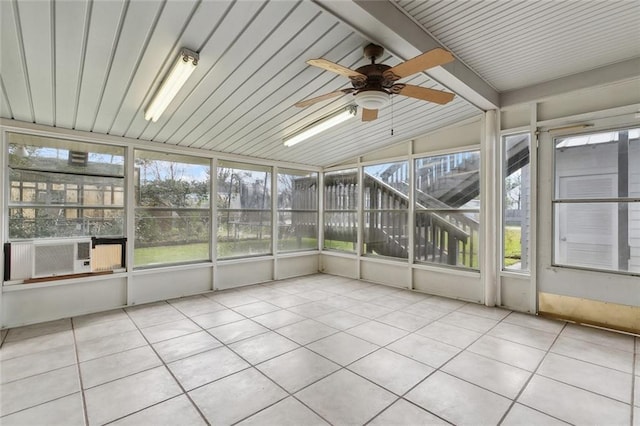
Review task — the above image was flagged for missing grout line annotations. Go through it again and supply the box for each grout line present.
[496,321,569,425]
[70,317,91,426]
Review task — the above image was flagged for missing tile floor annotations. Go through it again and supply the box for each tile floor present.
[0,274,638,425]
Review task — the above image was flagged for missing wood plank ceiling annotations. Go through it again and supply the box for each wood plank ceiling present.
[3,1,638,167]
[0,0,480,167]
[394,0,640,91]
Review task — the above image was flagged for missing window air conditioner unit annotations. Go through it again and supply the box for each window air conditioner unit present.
[32,238,93,278]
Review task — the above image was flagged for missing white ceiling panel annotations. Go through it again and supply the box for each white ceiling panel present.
[0,0,33,122]
[54,0,89,129]
[395,0,640,91]
[9,0,636,167]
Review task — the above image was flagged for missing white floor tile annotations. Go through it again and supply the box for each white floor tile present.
[0,392,85,426]
[232,301,280,318]
[369,399,449,426]
[252,309,306,329]
[307,332,378,366]
[518,375,630,425]
[168,295,225,317]
[207,319,269,344]
[551,335,634,373]
[419,296,466,312]
[0,344,76,384]
[111,395,206,426]
[314,310,368,330]
[228,331,299,364]
[80,345,161,389]
[206,291,260,308]
[537,352,632,403]
[76,329,147,362]
[442,351,531,399]
[84,366,182,425]
[126,303,186,328]
[73,318,137,342]
[168,346,249,390]
[503,312,565,334]
[288,301,338,318]
[346,320,408,346]
[237,397,329,426]
[0,365,80,416]
[72,309,128,328]
[501,403,569,426]
[276,319,338,345]
[295,369,396,426]
[0,330,75,361]
[406,371,511,425]
[345,301,394,319]
[349,348,434,395]
[561,323,635,352]
[415,321,482,348]
[5,319,71,342]
[153,331,221,363]
[439,311,498,333]
[140,318,201,343]
[457,303,511,320]
[256,347,340,393]
[468,335,546,371]
[375,310,433,332]
[189,368,287,425]
[190,309,245,329]
[387,334,460,368]
[266,294,313,309]
[488,321,558,350]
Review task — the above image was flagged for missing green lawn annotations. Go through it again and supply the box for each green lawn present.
[134,238,319,266]
[504,226,522,266]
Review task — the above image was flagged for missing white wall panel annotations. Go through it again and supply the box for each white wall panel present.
[131,266,212,305]
[277,254,319,280]
[413,267,482,303]
[414,118,481,154]
[216,259,272,289]
[360,259,408,288]
[320,254,357,279]
[2,277,126,328]
[500,275,532,313]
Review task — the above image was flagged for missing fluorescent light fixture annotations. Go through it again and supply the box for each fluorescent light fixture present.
[145,48,198,122]
[284,106,357,147]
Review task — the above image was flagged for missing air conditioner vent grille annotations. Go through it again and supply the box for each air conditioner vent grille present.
[34,244,74,276]
[77,242,91,260]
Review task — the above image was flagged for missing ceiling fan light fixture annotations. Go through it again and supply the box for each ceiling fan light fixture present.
[145,48,198,122]
[354,90,390,110]
[284,106,357,147]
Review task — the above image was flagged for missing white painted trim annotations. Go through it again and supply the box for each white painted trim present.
[528,103,538,313]
[407,139,415,290]
[132,262,214,276]
[3,271,127,291]
[272,166,278,280]
[501,59,640,108]
[0,119,322,172]
[211,158,218,291]
[411,262,480,278]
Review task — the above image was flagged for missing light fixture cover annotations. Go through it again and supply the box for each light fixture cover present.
[354,90,390,110]
[284,106,357,147]
[145,48,199,122]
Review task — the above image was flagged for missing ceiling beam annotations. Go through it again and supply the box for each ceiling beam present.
[500,58,640,107]
[315,0,500,110]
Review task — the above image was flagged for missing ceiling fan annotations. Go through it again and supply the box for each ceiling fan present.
[295,44,456,122]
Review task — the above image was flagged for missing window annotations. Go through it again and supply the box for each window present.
[363,161,409,259]
[323,169,358,252]
[8,133,125,240]
[217,162,271,258]
[503,133,531,272]
[277,169,318,252]
[134,150,210,267]
[553,128,639,274]
[414,150,480,269]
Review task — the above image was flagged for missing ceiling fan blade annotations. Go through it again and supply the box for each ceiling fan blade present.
[385,48,454,80]
[307,58,366,79]
[362,108,378,122]
[398,85,455,105]
[294,89,352,108]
